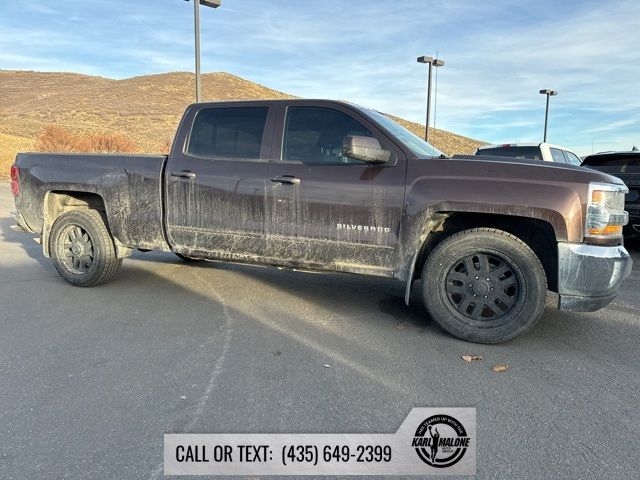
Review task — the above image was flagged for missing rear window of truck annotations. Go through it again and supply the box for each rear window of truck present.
[582,153,640,167]
[476,146,543,161]
[187,107,268,159]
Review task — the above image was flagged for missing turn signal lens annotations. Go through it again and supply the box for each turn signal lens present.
[591,190,603,204]
[587,224,623,237]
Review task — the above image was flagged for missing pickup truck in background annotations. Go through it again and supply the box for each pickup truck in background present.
[9,99,633,343]
[476,143,583,165]
[582,150,640,238]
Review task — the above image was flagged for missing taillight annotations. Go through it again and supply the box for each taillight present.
[10,165,19,197]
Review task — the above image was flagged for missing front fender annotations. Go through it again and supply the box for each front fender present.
[395,165,587,305]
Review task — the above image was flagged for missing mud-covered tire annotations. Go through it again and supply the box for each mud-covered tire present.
[174,253,203,262]
[50,209,122,287]
[422,228,547,344]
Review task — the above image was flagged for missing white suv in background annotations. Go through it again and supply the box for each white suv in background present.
[475,143,583,166]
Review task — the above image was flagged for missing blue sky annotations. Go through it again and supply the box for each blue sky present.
[1,0,638,155]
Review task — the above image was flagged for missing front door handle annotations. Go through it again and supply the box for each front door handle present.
[170,170,196,179]
[271,175,300,185]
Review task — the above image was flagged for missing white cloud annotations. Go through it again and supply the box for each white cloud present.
[584,118,640,134]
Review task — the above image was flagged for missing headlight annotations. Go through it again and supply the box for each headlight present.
[585,182,629,240]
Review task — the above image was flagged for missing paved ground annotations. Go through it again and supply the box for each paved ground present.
[1,184,639,480]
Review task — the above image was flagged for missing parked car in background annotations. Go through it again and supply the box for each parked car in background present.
[475,143,582,165]
[582,150,640,238]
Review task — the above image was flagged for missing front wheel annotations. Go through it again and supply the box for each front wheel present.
[50,209,122,287]
[422,228,547,344]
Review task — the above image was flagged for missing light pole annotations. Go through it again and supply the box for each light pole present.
[539,88,557,142]
[417,56,445,143]
[185,0,221,102]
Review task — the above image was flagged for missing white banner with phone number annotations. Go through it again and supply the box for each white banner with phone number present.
[164,407,475,476]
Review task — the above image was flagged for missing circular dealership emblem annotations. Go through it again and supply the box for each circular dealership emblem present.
[412,415,470,468]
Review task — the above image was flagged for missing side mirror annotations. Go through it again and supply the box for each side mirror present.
[343,136,391,165]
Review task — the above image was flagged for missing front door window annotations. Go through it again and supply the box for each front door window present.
[283,106,373,165]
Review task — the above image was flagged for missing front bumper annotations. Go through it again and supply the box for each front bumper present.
[557,242,632,312]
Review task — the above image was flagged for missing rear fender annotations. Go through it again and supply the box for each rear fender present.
[42,191,132,258]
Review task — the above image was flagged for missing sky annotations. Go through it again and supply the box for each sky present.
[1,0,639,155]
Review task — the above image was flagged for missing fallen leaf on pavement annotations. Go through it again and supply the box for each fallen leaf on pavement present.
[492,364,509,372]
[462,355,484,362]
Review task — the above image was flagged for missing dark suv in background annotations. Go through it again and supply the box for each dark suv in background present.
[582,151,640,238]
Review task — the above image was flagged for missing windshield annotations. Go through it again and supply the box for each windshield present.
[363,109,444,158]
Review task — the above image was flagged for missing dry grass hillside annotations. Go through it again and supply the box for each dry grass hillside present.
[0,132,34,179]
[0,69,483,179]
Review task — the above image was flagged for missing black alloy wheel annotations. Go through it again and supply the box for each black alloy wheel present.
[444,252,519,322]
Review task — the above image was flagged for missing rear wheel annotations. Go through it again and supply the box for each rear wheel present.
[50,209,122,287]
[422,228,547,343]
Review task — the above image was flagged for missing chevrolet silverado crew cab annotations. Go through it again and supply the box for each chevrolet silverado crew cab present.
[476,143,583,165]
[10,99,633,343]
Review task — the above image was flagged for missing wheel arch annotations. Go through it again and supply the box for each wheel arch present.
[42,190,130,258]
[407,212,558,303]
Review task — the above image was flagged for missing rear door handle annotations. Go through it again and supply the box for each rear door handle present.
[170,170,196,179]
[271,175,300,185]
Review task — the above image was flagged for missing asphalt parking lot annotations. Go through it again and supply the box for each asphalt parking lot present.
[1,184,639,480]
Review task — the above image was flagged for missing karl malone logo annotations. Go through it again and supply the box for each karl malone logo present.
[412,415,470,468]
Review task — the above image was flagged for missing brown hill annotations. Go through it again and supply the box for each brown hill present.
[0,70,484,178]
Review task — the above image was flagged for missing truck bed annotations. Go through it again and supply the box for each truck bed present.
[14,152,169,252]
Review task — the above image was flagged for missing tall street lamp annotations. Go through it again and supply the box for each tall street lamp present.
[417,56,445,143]
[539,88,557,142]
[185,0,221,102]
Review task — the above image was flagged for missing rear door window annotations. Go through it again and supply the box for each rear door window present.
[187,107,268,159]
[550,148,567,163]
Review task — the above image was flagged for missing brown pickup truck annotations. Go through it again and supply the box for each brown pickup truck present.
[10,99,633,343]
